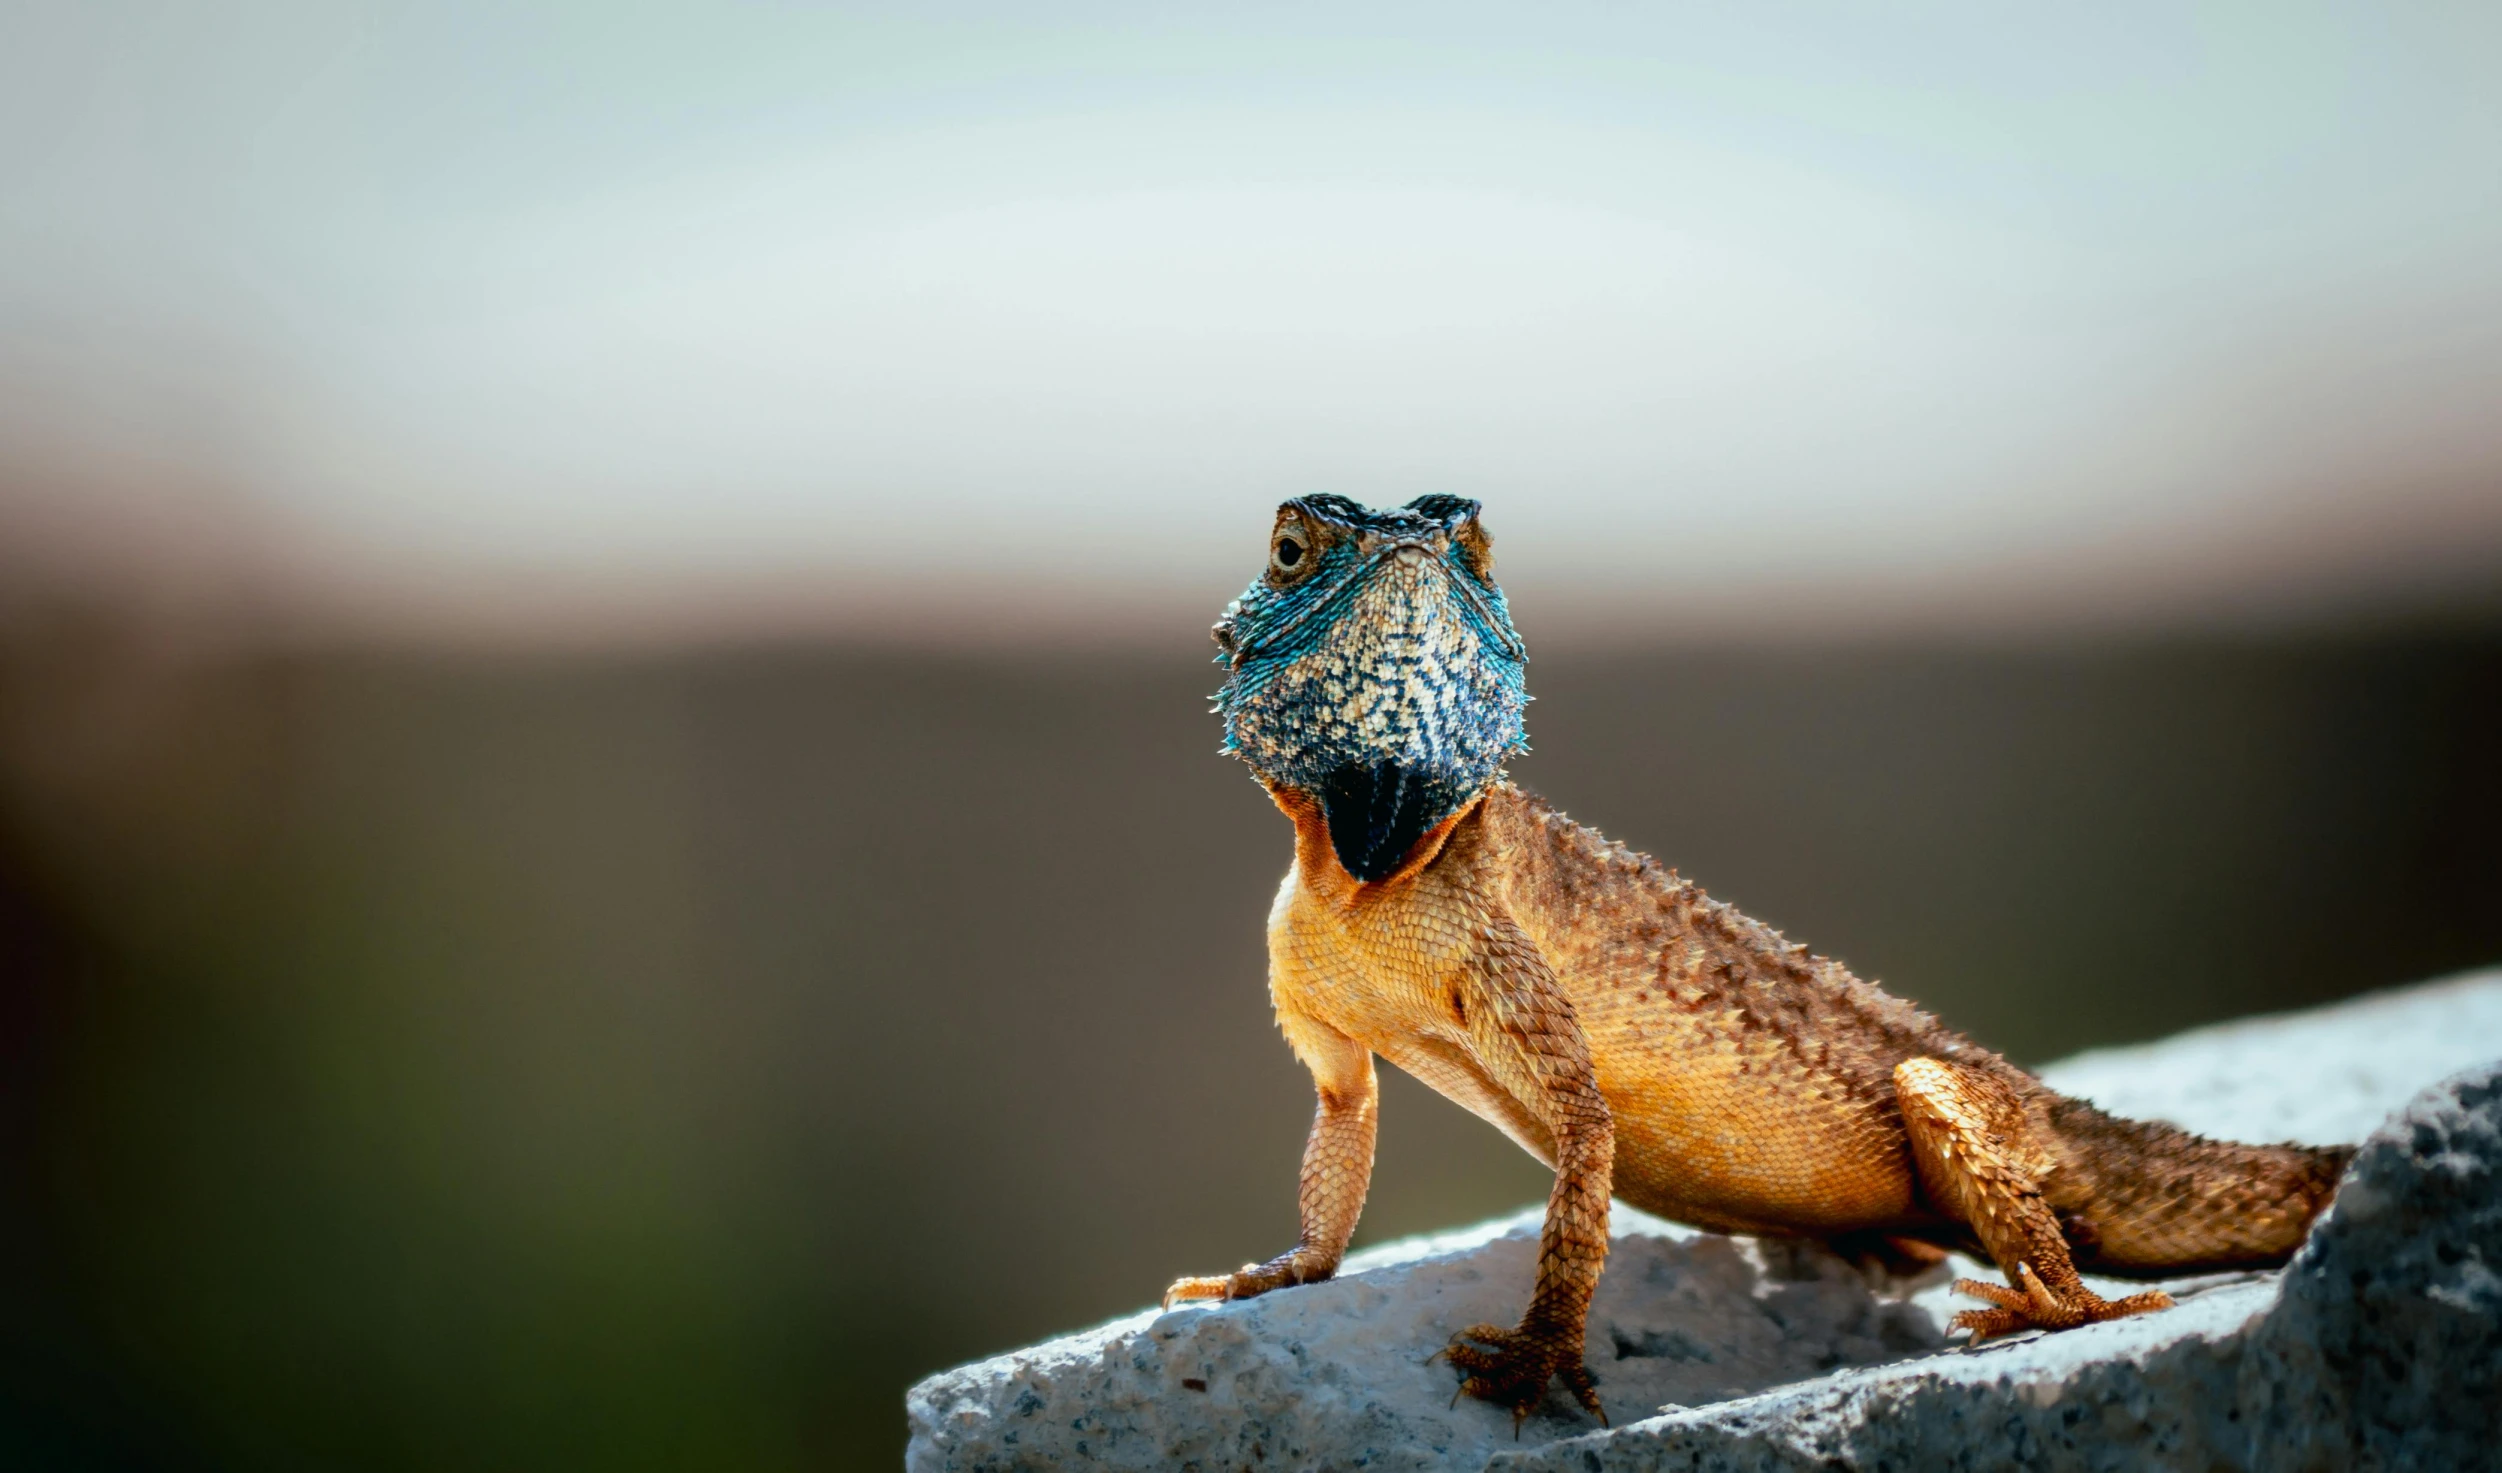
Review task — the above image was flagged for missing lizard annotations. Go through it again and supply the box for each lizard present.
[1161,494,2355,1427]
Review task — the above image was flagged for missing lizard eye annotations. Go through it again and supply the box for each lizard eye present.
[1268,513,1319,585]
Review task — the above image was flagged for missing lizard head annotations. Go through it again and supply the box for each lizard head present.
[1211,495,1528,881]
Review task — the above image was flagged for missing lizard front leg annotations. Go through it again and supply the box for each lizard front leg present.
[1165,1010,1376,1308]
[1893,1058,2173,1342]
[1435,914,1613,1429]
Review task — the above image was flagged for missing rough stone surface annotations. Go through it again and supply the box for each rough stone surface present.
[2237,1063,2502,1472]
[904,1210,1938,1472]
[906,972,2502,1472]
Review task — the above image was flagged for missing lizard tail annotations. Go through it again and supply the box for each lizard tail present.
[2042,1094,2355,1277]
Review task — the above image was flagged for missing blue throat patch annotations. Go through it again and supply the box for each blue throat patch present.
[1211,495,1529,881]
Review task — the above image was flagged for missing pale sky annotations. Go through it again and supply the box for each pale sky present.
[3,2,2498,643]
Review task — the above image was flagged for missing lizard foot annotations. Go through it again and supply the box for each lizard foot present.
[1434,1322,1606,1433]
[1161,1251,1332,1311]
[1949,1263,2174,1344]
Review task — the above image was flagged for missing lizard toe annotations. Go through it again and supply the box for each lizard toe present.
[1950,1304,2034,1343]
[1561,1361,1608,1425]
[1950,1276,2029,1311]
[2015,1262,2080,1328]
[1161,1274,1233,1310]
[1436,1324,1515,1373]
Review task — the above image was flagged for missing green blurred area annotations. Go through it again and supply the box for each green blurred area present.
[1,628,2495,1470]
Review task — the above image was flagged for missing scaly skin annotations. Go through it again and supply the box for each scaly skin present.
[1164,498,2353,1427]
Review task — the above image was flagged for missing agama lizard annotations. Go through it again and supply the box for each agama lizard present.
[1163,496,2353,1426]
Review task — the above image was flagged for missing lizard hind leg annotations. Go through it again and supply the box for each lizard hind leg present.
[1892,1057,2174,1343]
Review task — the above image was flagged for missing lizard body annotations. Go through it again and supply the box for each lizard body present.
[1165,497,2352,1425]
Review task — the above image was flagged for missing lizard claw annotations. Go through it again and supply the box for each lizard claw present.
[1437,1321,1605,1429]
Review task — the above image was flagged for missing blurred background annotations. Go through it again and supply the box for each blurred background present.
[3,4,2499,1469]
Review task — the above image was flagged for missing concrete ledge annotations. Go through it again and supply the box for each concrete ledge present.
[908,971,2502,1472]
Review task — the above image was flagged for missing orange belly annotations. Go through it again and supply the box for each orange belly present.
[1585,1007,1925,1236]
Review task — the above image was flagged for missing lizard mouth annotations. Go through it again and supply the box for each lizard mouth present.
[1316,760,1469,883]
